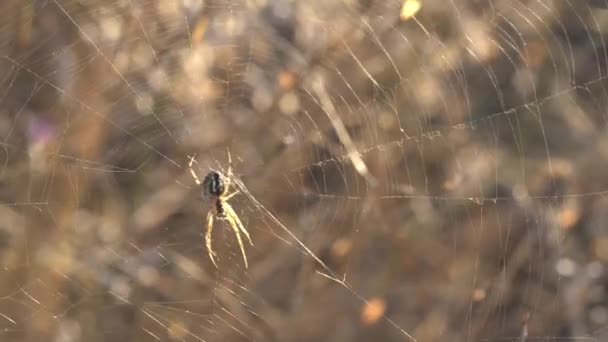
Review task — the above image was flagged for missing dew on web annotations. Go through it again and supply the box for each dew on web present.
[0,0,607,341]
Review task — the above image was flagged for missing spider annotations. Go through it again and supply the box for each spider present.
[188,152,253,269]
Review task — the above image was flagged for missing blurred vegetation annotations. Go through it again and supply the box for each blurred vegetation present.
[0,0,608,341]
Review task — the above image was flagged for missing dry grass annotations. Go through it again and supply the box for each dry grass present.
[0,1,607,341]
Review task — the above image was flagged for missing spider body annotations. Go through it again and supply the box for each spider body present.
[203,171,226,215]
[215,198,225,216]
[188,154,253,269]
[202,171,225,198]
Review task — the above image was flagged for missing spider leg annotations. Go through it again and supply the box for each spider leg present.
[222,202,253,269]
[205,211,218,268]
[226,148,233,176]
[223,202,253,246]
[221,148,243,201]
[223,190,239,201]
[221,149,251,244]
[221,174,232,196]
[188,154,202,185]
[223,148,234,193]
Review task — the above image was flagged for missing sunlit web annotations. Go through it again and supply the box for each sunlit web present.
[0,0,607,341]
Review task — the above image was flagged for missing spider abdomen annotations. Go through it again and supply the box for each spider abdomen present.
[202,171,225,197]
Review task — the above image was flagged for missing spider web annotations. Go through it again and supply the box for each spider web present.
[0,0,607,341]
